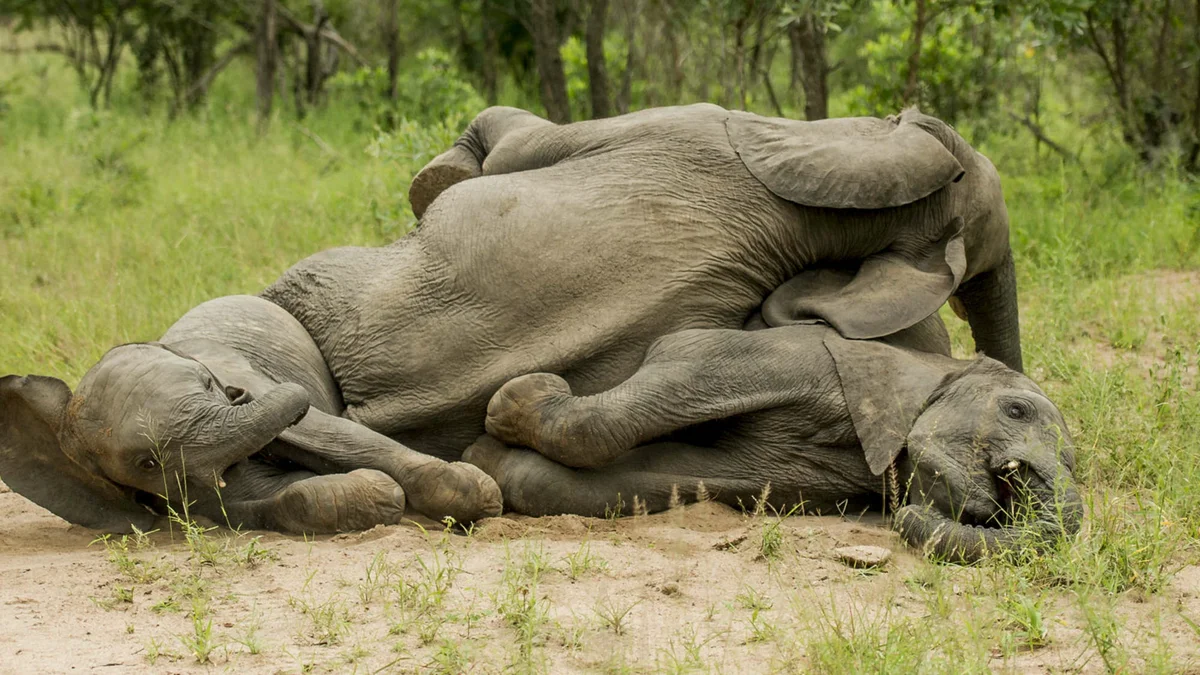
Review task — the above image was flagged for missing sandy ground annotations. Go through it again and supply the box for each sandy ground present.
[2,475,1199,674]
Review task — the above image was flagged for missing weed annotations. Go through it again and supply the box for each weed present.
[427,639,471,674]
[177,596,219,664]
[231,615,265,655]
[735,586,772,612]
[289,572,352,646]
[563,540,608,580]
[144,637,169,665]
[359,550,398,605]
[594,596,641,635]
[999,592,1050,650]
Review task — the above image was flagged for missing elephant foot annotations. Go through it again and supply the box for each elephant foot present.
[409,146,482,219]
[485,372,573,453]
[462,434,517,487]
[275,469,406,534]
[403,461,503,525]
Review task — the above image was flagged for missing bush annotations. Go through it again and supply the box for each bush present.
[329,48,486,129]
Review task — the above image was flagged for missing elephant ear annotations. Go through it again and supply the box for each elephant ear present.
[761,217,966,339]
[823,334,949,475]
[0,375,157,533]
[725,110,965,209]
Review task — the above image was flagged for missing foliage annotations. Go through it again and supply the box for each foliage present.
[329,48,486,129]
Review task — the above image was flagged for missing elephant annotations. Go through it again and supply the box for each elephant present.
[2,104,1026,549]
[468,312,1081,563]
[410,103,1023,372]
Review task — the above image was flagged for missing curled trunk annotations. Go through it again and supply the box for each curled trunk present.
[893,482,1083,563]
[187,383,310,488]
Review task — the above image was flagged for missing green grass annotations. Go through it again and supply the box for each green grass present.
[3,41,1200,674]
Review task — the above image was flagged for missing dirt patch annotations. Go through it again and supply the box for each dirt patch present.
[3,478,1199,673]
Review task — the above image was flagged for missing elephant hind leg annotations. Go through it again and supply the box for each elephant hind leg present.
[463,434,760,518]
[409,106,555,218]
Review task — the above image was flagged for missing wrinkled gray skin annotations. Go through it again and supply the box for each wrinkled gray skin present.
[470,317,1081,564]
[3,104,1025,547]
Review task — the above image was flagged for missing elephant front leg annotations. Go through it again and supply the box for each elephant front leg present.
[197,462,408,534]
[275,408,503,524]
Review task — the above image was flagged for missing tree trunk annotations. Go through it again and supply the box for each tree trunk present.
[383,0,399,100]
[747,6,766,96]
[664,9,683,102]
[732,0,752,109]
[789,13,828,120]
[304,1,328,107]
[586,0,613,118]
[616,0,638,114]
[903,0,927,106]
[1190,0,1200,171]
[480,0,499,104]
[256,0,278,131]
[529,0,571,123]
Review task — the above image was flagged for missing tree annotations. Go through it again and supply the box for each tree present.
[528,0,571,122]
[256,0,277,130]
[789,12,829,119]
[586,0,612,118]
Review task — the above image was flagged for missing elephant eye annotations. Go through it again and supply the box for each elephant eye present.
[138,457,160,472]
[1003,399,1034,422]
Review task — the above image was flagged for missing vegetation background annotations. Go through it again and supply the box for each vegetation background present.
[0,0,1199,671]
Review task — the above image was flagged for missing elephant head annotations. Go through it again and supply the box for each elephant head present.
[825,336,1080,563]
[730,108,1023,372]
[0,343,310,532]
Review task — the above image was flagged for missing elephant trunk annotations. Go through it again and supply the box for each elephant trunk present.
[893,480,1083,564]
[955,250,1023,373]
[188,383,310,488]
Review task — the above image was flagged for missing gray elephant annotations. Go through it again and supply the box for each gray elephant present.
[411,103,1022,372]
[468,312,1080,563]
[3,104,1028,547]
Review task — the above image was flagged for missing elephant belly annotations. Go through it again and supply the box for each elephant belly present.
[325,166,800,456]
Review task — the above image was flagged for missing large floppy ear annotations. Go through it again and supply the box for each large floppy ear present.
[822,335,948,475]
[725,111,965,209]
[761,217,966,338]
[0,375,157,532]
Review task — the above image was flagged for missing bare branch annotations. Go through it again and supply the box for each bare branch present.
[1008,111,1087,177]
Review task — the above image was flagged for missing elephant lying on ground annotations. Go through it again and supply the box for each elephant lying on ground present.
[2,104,1035,555]
[470,315,1081,563]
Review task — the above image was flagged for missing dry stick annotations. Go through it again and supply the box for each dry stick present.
[276,6,369,68]
[1007,111,1088,178]
[296,125,343,174]
[172,40,253,116]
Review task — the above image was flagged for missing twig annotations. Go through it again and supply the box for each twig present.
[276,7,368,68]
[171,40,252,115]
[296,125,343,174]
[1008,111,1088,177]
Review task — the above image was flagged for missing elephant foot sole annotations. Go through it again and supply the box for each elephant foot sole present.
[409,146,482,218]
[485,372,573,453]
[402,461,503,525]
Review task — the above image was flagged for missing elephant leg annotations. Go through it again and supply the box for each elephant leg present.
[187,461,407,534]
[409,106,554,218]
[485,328,817,469]
[272,408,503,524]
[464,435,764,517]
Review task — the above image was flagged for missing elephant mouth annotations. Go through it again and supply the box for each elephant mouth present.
[892,457,1082,564]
